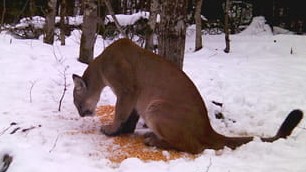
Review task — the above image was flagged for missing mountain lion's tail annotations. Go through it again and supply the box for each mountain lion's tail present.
[261,109,303,142]
[212,109,303,149]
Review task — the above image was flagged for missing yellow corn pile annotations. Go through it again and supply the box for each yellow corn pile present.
[96,105,196,163]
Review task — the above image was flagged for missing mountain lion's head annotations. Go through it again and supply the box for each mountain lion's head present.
[72,74,98,117]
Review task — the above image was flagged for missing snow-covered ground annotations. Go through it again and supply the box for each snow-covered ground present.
[1,22,306,171]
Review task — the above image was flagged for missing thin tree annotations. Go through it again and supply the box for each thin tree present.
[60,0,67,45]
[78,0,98,64]
[145,0,159,51]
[158,0,188,69]
[195,0,203,51]
[223,0,230,53]
[44,0,57,45]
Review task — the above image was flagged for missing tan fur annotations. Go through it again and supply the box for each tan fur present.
[73,38,302,154]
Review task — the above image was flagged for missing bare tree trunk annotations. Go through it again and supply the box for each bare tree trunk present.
[195,0,203,51]
[29,0,36,16]
[79,0,98,64]
[66,0,75,16]
[44,0,57,45]
[97,0,106,34]
[1,0,6,30]
[111,0,121,14]
[145,0,159,51]
[121,0,127,14]
[60,0,67,45]
[224,0,230,53]
[75,0,82,15]
[158,0,188,69]
[104,0,127,38]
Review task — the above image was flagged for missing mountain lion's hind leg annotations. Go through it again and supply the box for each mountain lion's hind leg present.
[144,132,174,150]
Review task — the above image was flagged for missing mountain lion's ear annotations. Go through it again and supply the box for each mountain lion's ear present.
[72,74,86,91]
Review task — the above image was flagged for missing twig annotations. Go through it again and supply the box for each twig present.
[212,100,223,107]
[9,127,20,134]
[58,66,69,111]
[21,125,42,133]
[298,126,306,130]
[0,154,13,172]
[49,133,61,153]
[205,158,212,172]
[52,44,65,63]
[8,124,41,135]
[29,80,38,103]
[0,122,17,136]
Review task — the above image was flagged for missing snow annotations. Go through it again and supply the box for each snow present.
[15,16,46,29]
[238,16,272,36]
[1,17,306,172]
[105,12,150,26]
[13,12,154,32]
[14,12,152,29]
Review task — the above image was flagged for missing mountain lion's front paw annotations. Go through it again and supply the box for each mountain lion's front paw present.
[100,124,119,136]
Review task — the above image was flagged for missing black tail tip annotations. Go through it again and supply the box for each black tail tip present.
[277,109,303,138]
[287,109,303,124]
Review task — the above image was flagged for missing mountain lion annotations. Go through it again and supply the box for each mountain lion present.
[73,38,303,154]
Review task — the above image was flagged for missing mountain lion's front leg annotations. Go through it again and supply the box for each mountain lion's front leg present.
[100,92,138,136]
